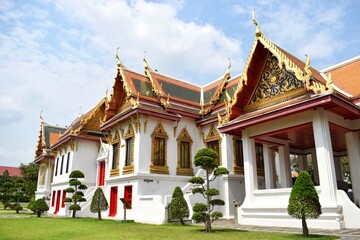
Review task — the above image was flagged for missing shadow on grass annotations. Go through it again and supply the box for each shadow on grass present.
[194,228,248,233]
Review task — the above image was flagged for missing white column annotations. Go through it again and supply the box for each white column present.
[310,149,320,185]
[263,144,275,189]
[312,108,337,205]
[345,132,360,205]
[242,129,258,205]
[333,156,343,181]
[298,154,307,171]
[278,143,292,188]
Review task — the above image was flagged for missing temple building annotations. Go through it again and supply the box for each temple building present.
[35,17,360,229]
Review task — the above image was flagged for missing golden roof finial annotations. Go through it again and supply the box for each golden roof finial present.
[304,54,311,74]
[78,106,82,118]
[252,9,262,37]
[105,86,108,99]
[40,110,44,124]
[143,51,150,71]
[115,47,121,67]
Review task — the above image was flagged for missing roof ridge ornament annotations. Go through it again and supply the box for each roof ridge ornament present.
[40,110,44,124]
[252,9,262,37]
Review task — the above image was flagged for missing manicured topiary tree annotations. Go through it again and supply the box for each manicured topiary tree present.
[27,200,36,214]
[1,181,14,209]
[169,186,189,225]
[189,148,229,232]
[90,187,108,220]
[11,178,25,213]
[65,170,87,218]
[288,171,322,237]
[34,198,49,217]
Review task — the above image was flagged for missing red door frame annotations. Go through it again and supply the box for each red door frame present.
[124,185,133,209]
[109,186,118,217]
[54,190,61,214]
[99,161,105,186]
[61,190,66,208]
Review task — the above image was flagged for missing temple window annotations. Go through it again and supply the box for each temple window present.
[110,131,120,177]
[150,123,169,174]
[255,143,265,176]
[233,137,244,174]
[55,157,59,176]
[65,152,70,173]
[60,155,64,175]
[176,128,193,176]
[123,124,135,175]
[205,126,222,166]
[38,165,46,185]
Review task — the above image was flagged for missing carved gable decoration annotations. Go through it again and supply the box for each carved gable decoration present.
[112,131,120,143]
[84,108,104,131]
[177,128,193,143]
[151,123,168,139]
[245,54,306,112]
[206,125,220,142]
[125,124,135,138]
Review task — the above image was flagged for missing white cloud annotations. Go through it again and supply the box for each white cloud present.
[54,0,243,82]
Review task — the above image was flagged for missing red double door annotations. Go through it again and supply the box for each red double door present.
[98,161,105,186]
[109,186,118,217]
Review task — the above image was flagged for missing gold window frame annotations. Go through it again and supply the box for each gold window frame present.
[110,131,120,177]
[205,125,222,166]
[233,136,244,174]
[123,124,135,175]
[150,123,169,174]
[176,128,193,176]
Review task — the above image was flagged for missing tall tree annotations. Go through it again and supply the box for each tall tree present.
[65,170,87,218]
[19,162,39,200]
[11,178,25,213]
[90,187,109,220]
[1,181,14,208]
[288,171,322,237]
[169,186,189,225]
[189,148,229,232]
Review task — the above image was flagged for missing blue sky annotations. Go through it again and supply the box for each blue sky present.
[1,0,359,167]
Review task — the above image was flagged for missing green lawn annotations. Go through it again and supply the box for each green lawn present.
[0,217,337,240]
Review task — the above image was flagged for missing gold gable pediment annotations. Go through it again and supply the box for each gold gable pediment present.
[245,54,307,112]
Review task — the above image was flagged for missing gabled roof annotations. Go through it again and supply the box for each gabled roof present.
[101,51,235,130]
[323,56,360,99]
[218,15,360,134]
[0,166,21,176]
[34,113,66,162]
[52,97,107,149]
[217,14,334,126]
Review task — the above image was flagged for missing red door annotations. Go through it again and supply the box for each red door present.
[99,161,105,186]
[54,190,61,214]
[109,186,118,217]
[124,185,132,209]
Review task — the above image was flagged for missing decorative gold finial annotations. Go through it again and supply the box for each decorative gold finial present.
[252,9,262,37]
[105,87,108,99]
[78,106,82,118]
[226,57,231,75]
[304,54,311,74]
[40,110,44,124]
[143,51,149,71]
[115,47,121,67]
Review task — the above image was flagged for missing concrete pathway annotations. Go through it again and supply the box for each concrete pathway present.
[210,219,360,240]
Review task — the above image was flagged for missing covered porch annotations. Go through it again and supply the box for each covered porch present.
[220,99,360,229]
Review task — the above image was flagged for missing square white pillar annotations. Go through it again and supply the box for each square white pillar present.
[312,108,337,206]
[263,144,275,189]
[345,131,360,205]
[242,129,258,205]
[278,144,291,188]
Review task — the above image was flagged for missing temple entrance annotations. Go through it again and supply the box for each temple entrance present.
[109,186,118,217]
[98,161,105,186]
[54,190,61,214]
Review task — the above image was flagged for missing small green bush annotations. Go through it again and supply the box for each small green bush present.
[34,198,49,217]
[169,186,189,225]
[14,204,23,213]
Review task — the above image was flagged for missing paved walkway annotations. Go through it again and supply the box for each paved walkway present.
[210,219,360,240]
